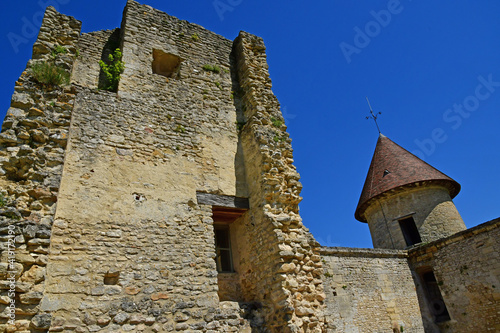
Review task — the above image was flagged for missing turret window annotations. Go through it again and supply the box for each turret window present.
[398,216,422,246]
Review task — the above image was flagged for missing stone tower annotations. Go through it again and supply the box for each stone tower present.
[355,134,466,249]
[0,1,327,331]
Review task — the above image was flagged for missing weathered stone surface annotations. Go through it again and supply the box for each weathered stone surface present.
[30,313,52,329]
[321,247,424,332]
[0,4,80,329]
[113,312,129,324]
[409,219,500,333]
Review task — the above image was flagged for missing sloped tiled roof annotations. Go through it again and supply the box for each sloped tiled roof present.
[355,134,461,222]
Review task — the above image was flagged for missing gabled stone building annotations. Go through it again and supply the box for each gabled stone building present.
[0,1,498,332]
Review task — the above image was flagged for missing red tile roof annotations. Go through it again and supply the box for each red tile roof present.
[355,134,461,222]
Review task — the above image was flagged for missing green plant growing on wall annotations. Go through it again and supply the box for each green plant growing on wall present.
[202,64,220,74]
[0,193,6,208]
[30,61,70,87]
[324,272,332,278]
[273,134,286,142]
[51,45,68,58]
[99,48,125,92]
[5,212,20,220]
[174,124,186,133]
[191,33,199,41]
[271,117,283,128]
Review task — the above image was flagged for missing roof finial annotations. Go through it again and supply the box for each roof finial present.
[365,97,382,134]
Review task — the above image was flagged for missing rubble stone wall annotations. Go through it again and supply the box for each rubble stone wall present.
[320,247,425,333]
[409,218,500,333]
[234,31,326,332]
[0,6,81,332]
[72,29,121,89]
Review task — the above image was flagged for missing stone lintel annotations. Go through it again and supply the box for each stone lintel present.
[196,192,249,210]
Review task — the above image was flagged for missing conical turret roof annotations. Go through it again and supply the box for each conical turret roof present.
[355,134,461,222]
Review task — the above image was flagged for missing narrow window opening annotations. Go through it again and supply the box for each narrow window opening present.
[398,216,422,246]
[152,49,181,78]
[214,224,234,273]
[421,270,451,323]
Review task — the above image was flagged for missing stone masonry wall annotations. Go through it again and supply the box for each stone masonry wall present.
[320,247,424,333]
[39,1,257,331]
[72,29,121,89]
[409,218,500,333]
[234,32,326,332]
[0,7,81,332]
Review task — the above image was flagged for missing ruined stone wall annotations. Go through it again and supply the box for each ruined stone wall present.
[365,185,466,249]
[409,218,500,333]
[234,32,326,332]
[320,247,424,333]
[5,0,328,331]
[39,1,255,331]
[72,29,121,89]
[0,7,81,332]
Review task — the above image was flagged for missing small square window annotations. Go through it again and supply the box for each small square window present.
[152,49,181,78]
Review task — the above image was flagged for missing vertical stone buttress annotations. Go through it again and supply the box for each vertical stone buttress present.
[234,32,327,332]
[0,7,81,331]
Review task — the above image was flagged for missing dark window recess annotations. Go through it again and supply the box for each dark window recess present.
[104,271,120,285]
[152,49,181,78]
[421,271,451,323]
[398,216,422,246]
[214,225,233,272]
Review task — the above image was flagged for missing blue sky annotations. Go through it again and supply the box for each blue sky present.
[1,1,499,248]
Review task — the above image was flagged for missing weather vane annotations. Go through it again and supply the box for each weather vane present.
[365,97,381,134]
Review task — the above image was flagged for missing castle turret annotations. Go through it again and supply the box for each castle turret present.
[355,134,466,249]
